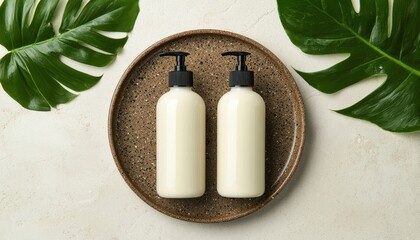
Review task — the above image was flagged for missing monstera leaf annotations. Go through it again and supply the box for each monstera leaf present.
[0,0,139,111]
[278,0,420,132]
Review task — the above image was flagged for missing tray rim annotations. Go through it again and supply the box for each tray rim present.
[108,29,306,223]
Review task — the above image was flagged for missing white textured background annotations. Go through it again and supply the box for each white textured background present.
[0,0,419,239]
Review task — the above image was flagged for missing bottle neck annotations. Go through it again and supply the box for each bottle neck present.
[230,86,253,91]
[170,86,192,91]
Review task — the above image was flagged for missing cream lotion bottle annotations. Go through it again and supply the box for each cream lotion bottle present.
[156,52,205,198]
[217,51,266,198]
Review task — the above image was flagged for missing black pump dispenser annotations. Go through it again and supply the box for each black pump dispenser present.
[222,51,254,87]
[160,52,193,87]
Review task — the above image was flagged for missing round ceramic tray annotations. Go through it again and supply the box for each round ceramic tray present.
[108,29,305,223]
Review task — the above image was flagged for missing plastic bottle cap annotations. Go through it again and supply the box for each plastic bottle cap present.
[159,52,193,87]
[221,51,254,87]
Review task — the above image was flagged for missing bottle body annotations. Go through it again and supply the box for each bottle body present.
[156,87,206,198]
[217,87,265,198]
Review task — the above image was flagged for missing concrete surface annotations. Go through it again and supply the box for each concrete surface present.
[0,0,419,239]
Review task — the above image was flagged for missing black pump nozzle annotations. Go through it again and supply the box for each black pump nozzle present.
[160,51,193,87]
[222,51,254,87]
[160,51,189,71]
[222,51,250,71]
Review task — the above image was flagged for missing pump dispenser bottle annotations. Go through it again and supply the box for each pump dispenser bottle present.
[217,51,266,198]
[156,52,205,198]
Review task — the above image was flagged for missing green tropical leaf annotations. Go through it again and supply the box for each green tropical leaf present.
[0,0,139,111]
[277,0,420,132]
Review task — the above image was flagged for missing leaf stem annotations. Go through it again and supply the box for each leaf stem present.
[10,33,66,53]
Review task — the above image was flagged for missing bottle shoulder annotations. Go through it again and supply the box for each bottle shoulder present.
[218,89,265,106]
[157,89,205,107]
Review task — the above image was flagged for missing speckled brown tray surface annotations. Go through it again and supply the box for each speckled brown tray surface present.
[108,29,305,223]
